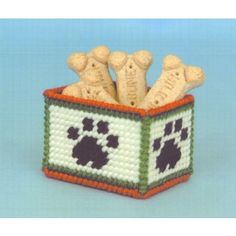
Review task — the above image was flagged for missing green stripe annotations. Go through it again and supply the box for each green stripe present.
[44,96,142,121]
[47,163,138,189]
[148,167,193,190]
[189,105,195,173]
[138,117,151,194]
[42,101,50,168]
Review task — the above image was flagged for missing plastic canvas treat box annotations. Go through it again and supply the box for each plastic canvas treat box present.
[42,86,194,199]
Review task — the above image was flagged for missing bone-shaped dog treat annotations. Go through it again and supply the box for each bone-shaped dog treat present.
[62,81,83,98]
[63,46,117,99]
[139,55,205,109]
[109,50,152,107]
[62,81,117,104]
[80,84,118,104]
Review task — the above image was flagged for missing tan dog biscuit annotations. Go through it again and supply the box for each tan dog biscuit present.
[62,81,117,104]
[109,50,152,107]
[139,55,205,109]
[80,84,118,104]
[64,46,116,99]
[62,81,83,98]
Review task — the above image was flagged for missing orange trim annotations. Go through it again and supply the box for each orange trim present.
[43,86,194,118]
[43,168,191,199]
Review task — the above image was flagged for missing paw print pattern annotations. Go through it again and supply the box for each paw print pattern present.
[153,118,188,173]
[67,118,119,169]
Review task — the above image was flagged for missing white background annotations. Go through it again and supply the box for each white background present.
[0,0,235,18]
[0,0,235,234]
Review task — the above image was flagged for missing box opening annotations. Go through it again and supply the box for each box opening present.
[43,86,194,117]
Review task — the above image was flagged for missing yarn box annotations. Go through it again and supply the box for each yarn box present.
[42,86,194,199]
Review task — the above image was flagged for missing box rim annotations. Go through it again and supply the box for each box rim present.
[43,86,194,118]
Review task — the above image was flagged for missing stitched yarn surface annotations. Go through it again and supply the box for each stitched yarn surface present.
[42,87,194,199]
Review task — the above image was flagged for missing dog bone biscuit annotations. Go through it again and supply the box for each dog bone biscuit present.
[139,55,205,109]
[62,81,83,97]
[66,46,117,99]
[109,50,152,107]
[80,84,118,104]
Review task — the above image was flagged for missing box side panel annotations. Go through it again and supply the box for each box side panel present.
[43,98,142,189]
[148,103,194,188]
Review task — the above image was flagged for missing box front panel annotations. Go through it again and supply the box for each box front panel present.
[148,105,194,188]
[45,102,142,188]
